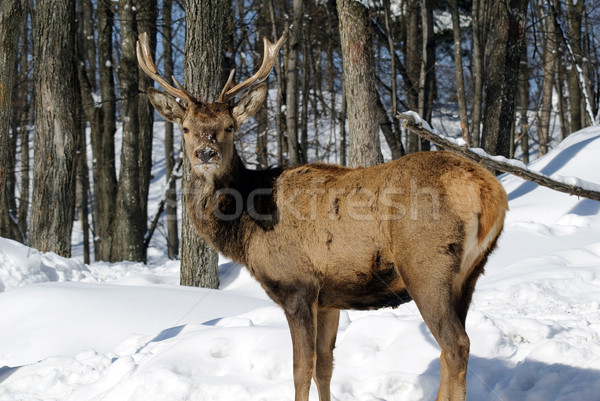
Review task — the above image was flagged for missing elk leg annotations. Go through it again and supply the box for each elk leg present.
[409,278,470,401]
[284,295,319,401]
[313,308,340,401]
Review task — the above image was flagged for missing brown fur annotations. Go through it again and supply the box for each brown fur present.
[145,85,508,401]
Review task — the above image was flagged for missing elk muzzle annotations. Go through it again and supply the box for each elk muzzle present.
[196,148,217,163]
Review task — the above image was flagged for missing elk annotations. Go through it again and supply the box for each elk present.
[137,32,508,401]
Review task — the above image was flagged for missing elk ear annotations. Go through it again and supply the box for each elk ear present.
[231,83,267,125]
[147,87,186,125]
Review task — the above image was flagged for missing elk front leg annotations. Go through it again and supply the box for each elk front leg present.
[313,308,340,401]
[283,290,319,401]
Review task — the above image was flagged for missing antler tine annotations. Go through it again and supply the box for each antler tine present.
[136,32,195,105]
[217,34,287,104]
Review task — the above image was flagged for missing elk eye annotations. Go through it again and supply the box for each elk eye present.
[182,127,189,134]
[225,125,234,133]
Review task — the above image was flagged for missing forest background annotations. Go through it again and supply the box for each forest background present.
[0,0,598,287]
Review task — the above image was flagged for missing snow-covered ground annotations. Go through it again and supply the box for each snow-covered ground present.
[1,127,600,400]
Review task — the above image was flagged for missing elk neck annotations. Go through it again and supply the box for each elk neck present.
[185,148,283,264]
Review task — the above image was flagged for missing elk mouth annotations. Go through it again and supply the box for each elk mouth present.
[192,161,220,173]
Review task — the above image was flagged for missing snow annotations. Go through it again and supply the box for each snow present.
[1,128,600,400]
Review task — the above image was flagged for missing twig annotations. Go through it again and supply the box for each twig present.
[396,112,600,202]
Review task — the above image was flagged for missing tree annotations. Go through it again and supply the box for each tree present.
[93,0,119,261]
[0,0,23,241]
[449,0,470,145]
[30,0,78,257]
[538,1,557,156]
[337,0,383,168]
[112,0,147,262]
[180,0,229,288]
[565,0,585,132]
[136,0,158,240]
[481,0,529,157]
[285,0,304,165]
[162,0,179,259]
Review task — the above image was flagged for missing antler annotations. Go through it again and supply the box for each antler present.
[217,34,286,104]
[136,32,196,105]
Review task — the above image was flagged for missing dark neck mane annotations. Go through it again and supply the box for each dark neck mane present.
[186,150,283,264]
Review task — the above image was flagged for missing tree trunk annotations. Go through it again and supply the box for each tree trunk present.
[470,0,492,147]
[481,0,529,157]
[136,0,157,238]
[0,0,22,241]
[538,1,556,156]
[269,0,286,167]
[519,41,530,164]
[30,0,77,257]
[93,0,118,261]
[180,0,227,289]
[418,0,435,151]
[565,0,584,133]
[16,1,32,241]
[450,0,470,145]
[337,0,383,168]
[404,0,421,154]
[285,0,304,165]
[162,0,179,260]
[112,0,145,262]
[382,0,403,158]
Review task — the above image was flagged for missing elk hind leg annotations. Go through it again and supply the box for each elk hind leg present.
[313,308,340,401]
[410,274,470,401]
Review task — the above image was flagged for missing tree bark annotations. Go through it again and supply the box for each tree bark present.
[93,0,118,261]
[136,0,157,238]
[565,0,584,132]
[450,0,470,146]
[538,2,556,156]
[30,0,78,257]
[404,0,421,154]
[180,0,226,288]
[470,0,492,147]
[112,0,145,262]
[382,0,403,157]
[481,0,529,157]
[0,0,22,241]
[285,0,304,165]
[162,0,179,260]
[518,43,530,164]
[337,0,383,168]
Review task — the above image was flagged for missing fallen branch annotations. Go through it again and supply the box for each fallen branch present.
[397,112,600,202]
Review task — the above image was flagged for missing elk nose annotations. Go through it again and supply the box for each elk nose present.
[196,148,216,163]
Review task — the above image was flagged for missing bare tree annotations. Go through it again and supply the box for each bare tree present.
[162,0,179,259]
[565,0,585,132]
[112,0,146,262]
[0,0,23,241]
[285,0,304,165]
[30,0,78,257]
[481,0,530,157]
[136,0,157,238]
[92,0,119,261]
[538,0,557,156]
[337,0,383,168]
[180,0,230,288]
[449,0,470,145]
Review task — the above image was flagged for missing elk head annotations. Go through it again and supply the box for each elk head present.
[136,32,286,180]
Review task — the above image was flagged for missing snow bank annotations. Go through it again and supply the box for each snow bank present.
[0,238,91,293]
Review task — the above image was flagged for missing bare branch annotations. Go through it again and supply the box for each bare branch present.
[397,112,600,202]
